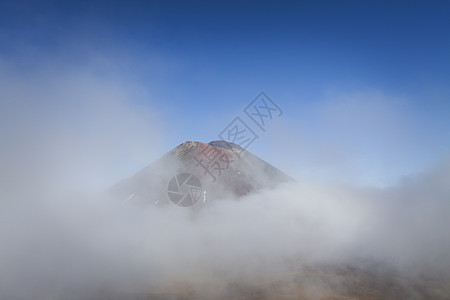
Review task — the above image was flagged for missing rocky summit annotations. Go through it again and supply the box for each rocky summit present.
[109,140,293,207]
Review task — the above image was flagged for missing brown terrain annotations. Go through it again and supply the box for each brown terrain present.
[110,140,293,206]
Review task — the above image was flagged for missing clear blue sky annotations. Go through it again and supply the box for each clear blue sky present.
[1,0,449,186]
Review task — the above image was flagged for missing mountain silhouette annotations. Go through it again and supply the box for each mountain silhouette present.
[110,140,293,207]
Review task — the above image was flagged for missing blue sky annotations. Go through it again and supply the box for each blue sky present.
[0,0,449,187]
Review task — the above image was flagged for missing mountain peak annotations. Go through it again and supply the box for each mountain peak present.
[111,140,293,207]
[172,140,242,154]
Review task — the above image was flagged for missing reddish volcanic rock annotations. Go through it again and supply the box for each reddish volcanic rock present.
[110,140,293,207]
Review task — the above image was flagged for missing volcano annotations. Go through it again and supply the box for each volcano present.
[110,140,293,207]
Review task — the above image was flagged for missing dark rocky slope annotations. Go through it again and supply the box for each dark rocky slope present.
[109,140,293,207]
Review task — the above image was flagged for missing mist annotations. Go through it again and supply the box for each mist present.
[1,57,450,299]
[2,163,450,299]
